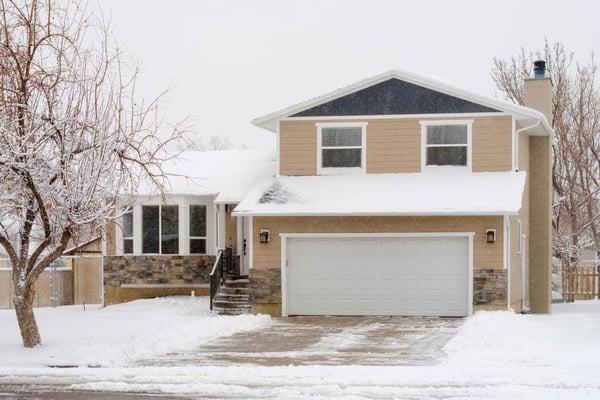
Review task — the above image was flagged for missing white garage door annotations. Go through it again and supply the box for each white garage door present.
[285,236,469,316]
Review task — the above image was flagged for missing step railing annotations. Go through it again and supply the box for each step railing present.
[209,246,235,311]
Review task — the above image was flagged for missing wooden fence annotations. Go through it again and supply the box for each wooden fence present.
[562,263,599,301]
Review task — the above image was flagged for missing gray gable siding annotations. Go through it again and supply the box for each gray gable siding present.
[291,78,500,117]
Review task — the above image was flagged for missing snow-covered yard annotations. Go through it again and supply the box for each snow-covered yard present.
[1,297,600,399]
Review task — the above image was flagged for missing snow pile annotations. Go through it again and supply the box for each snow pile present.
[2,301,600,399]
[258,179,300,204]
[445,303,600,370]
[0,296,271,368]
[236,171,526,215]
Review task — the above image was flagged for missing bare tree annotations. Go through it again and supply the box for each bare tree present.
[491,41,600,272]
[0,0,186,347]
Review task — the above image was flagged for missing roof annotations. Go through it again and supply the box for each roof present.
[252,70,552,135]
[233,171,526,216]
[138,149,277,203]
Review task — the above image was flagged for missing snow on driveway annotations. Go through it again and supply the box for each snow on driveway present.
[1,298,600,399]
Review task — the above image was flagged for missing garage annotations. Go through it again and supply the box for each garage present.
[284,235,471,317]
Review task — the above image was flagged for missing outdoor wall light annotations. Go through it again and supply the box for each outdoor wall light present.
[259,229,270,244]
[485,229,496,243]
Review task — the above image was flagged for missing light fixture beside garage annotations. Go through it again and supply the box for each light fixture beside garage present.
[485,229,496,243]
[259,229,270,243]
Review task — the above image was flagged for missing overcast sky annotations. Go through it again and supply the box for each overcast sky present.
[96,0,600,149]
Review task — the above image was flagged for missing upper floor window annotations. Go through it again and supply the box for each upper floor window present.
[317,122,367,175]
[142,205,179,254]
[420,120,472,171]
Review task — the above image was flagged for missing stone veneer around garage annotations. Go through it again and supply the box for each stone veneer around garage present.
[103,255,216,305]
[248,267,508,316]
[473,268,508,310]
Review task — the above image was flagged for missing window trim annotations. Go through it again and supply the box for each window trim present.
[115,195,215,256]
[189,204,208,255]
[316,122,367,175]
[142,204,180,255]
[420,120,473,172]
[122,210,134,254]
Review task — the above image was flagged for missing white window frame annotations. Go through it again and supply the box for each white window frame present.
[122,210,134,254]
[115,195,215,256]
[189,204,208,254]
[420,120,473,172]
[316,122,367,175]
[141,204,179,255]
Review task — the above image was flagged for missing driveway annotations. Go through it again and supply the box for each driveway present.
[142,316,463,367]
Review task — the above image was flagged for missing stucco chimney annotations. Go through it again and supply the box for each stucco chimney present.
[524,60,553,314]
[524,60,553,123]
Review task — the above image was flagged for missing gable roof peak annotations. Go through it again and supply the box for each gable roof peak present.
[252,69,552,136]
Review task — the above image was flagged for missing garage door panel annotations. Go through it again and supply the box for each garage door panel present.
[287,236,469,316]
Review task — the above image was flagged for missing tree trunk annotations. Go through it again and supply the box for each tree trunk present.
[13,284,41,348]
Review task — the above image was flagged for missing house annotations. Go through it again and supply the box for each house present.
[103,149,276,305]
[233,63,553,317]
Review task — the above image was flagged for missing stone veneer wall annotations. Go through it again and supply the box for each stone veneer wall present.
[249,267,509,317]
[103,255,216,305]
[249,268,282,316]
[473,268,507,309]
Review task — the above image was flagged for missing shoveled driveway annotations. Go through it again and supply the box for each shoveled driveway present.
[143,316,463,367]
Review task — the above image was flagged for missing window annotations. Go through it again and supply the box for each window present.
[189,205,207,254]
[142,205,179,254]
[421,120,472,170]
[317,122,367,174]
[122,210,133,254]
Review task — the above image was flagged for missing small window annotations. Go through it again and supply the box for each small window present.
[317,123,367,174]
[142,205,179,254]
[421,121,472,171]
[189,205,207,254]
[122,210,133,254]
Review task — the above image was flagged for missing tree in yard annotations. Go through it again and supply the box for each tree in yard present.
[491,41,600,277]
[0,0,186,347]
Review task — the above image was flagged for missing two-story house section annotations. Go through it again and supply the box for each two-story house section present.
[235,65,553,317]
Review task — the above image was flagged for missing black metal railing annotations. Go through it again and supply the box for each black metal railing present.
[209,249,224,311]
[209,246,235,311]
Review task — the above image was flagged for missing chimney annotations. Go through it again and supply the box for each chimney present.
[533,60,546,79]
[524,60,552,123]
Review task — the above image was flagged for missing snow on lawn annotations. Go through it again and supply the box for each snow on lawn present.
[1,300,600,399]
[0,296,271,368]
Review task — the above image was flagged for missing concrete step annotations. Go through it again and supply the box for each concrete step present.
[224,279,249,288]
[213,307,250,316]
[214,299,251,308]
[215,293,249,301]
[218,288,249,296]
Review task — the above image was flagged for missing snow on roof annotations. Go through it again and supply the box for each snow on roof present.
[234,171,526,216]
[138,149,276,203]
[252,70,552,136]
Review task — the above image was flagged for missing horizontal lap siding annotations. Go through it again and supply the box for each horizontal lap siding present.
[472,116,512,172]
[280,115,513,175]
[253,215,503,270]
[280,120,317,175]
[367,119,421,173]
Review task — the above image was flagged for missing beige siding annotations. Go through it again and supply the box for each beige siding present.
[472,116,513,172]
[252,215,504,270]
[224,204,238,253]
[280,115,513,175]
[366,119,421,173]
[280,120,318,175]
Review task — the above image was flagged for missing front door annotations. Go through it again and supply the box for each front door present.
[240,216,251,275]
